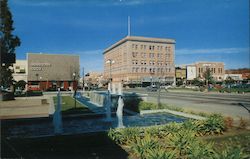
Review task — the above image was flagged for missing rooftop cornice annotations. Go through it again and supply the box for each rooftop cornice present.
[103,36,176,54]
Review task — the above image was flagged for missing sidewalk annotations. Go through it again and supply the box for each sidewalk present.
[0,97,50,119]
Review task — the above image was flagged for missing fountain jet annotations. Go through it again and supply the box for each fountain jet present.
[53,88,63,134]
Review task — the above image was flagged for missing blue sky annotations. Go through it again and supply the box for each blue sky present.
[9,0,250,73]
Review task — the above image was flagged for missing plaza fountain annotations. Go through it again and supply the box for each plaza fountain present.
[2,84,187,138]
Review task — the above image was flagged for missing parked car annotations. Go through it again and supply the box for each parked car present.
[146,85,158,92]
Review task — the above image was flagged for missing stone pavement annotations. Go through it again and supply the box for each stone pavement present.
[0,97,50,119]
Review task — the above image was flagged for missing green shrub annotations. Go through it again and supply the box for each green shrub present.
[108,127,142,145]
[238,117,248,129]
[139,101,157,110]
[138,101,184,112]
[131,133,160,159]
[187,141,215,159]
[26,90,43,96]
[224,116,234,130]
[147,147,176,159]
[196,114,225,136]
[214,146,249,159]
[124,95,142,112]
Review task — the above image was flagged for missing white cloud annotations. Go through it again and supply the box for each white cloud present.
[176,48,249,55]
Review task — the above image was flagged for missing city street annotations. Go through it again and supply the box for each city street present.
[125,88,250,120]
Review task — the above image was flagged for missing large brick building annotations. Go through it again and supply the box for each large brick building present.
[103,36,176,85]
[27,53,80,91]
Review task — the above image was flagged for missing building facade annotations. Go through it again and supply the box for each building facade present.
[11,60,28,82]
[175,66,186,85]
[195,62,225,81]
[27,53,80,91]
[103,36,176,85]
[84,72,104,87]
[186,65,197,80]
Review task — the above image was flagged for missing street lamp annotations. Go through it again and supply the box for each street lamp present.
[73,72,76,109]
[106,59,115,82]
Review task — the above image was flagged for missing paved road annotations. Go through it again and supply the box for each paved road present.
[125,88,250,120]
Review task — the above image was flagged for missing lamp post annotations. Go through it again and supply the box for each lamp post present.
[73,72,76,109]
[106,59,115,91]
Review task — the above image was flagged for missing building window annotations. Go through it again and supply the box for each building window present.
[132,67,135,73]
[157,68,160,73]
[149,46,155,50]
[141,68,144,72]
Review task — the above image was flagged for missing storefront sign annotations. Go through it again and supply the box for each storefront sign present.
[31,63,51,71]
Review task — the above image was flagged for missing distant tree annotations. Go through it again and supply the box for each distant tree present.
[203,69,214,86]
[191,78,204,86]
[0,0,21,89]
[15,80,26,90]
[225,76,235,86]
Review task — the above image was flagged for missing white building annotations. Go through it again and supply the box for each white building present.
[224,74,243,81]
[11,60,28,82]
[186,65,196,80]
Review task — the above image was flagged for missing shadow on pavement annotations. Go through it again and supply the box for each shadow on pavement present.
[1,132,129,159]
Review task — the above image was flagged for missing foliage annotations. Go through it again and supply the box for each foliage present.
[195,114,225,136]
[139,101,158,110]
[131,133,160,159]
[15,80,26,90]
[123,94,142,112]
[147,147,176,159]
[166,129,215,158]
[108,114,248,158]
[138,101,184,112]
[225,76,235,86]
[214,146,249,159]
[26,90,43,96]
[191,78,204,86]
[238,117,248,129]
[108,127,142,145]
[0,0,21,88]
[224,116,234,130]
[203,69,214,85]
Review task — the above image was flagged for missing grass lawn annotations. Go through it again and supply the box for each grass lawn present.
[53,96,92,115]
[203,129,250,155]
